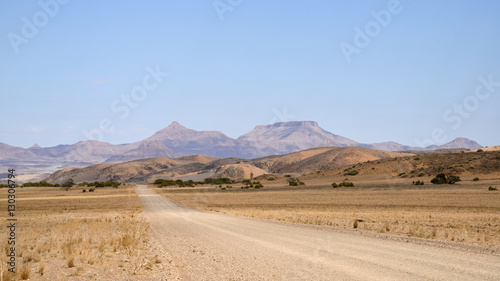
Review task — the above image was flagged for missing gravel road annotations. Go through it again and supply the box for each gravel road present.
[136,185,500,280]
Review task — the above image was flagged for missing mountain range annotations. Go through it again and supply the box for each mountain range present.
[0,121,483,181]
[44,146,413,184]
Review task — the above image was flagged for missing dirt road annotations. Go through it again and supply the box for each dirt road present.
[136,185,500,280]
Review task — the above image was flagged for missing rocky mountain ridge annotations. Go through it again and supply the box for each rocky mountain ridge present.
[0,121,484,181]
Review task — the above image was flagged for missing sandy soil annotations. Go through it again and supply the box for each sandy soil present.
[137,185,500,280]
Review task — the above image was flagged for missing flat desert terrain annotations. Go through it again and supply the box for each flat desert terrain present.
[0,185,175,280]
[1,177,499,280]
[160,179,500,251]
[141,185,500,280]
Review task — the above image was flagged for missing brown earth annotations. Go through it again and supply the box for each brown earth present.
[139,185,500,280]
[0,185,175,280]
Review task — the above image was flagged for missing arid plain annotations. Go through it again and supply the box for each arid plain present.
[1,148,500,280]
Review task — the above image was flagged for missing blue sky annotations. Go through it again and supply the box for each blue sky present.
[1,0,499,148]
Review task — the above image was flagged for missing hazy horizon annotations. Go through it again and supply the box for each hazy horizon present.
[1,1,499,148]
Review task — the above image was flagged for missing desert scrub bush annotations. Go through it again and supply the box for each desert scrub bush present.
[345,170,359,176]
[82,189,86,193]
[338,181,354,187]
[418,172,425,177]
[19,265,30,280]
[287,178,302,186]
[431,173,461,184]
[331,182,338,188]
[267,176,276,181]
[488,186,498,191]
[473,177,480,181]
[412,180,424,185]
[353,220,358,229]
[414,157,421,161]
[67,257,75,268]
[89,188,95,192]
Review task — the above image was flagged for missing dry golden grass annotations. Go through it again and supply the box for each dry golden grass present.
[160,181,500,249]
[0,185,164,280]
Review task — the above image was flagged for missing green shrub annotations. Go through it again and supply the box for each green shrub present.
[82,189,86,193]
[345,170,359,176]
[89,188,95,192]
[418,172,425,177]
[488,186,498,191]
[412,180,424,186]
[338,181,354,187]
[289,181,298,186]
[267,176,276,181]
[431,173,461,185]
[414,157,421,161]
[473,177,480,181]
[331,182,338,188]
[477,149,484,153]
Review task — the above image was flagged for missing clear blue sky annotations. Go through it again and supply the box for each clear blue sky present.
[1,0,499,148]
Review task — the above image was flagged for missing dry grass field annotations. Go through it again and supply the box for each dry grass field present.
[0,185,167,281]
[159,179,500,251]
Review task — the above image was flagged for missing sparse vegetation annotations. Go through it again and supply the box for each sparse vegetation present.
[154,179,196,187]
[19,266,30,280]
[62,179,75,190]
[431,173,461,185]
[489,186,498,191]
[22,181,55,187]
[345,170,359,176]
[412,180,424,186]
[287,177,303,186]
[162,184,500,249]
[338,181,354,187]
[473,177,480,181]
[0,185,162,279]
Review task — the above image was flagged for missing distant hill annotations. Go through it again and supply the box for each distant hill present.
[44,146,414,184]
[250,146,413,173]
[426,137,483,150]
[238,121,359,156]
[0,121,486,181]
